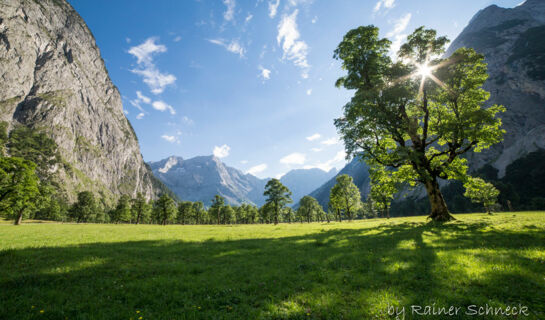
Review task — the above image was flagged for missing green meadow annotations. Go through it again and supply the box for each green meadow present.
[1,212,544,319]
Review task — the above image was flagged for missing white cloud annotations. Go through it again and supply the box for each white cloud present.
[182,116,194,125]
[321,137,339,145]
[128,38,176,94]
[386,13,412,56]
[259,65,271,80]
[280,152,306,165]
[213,144,230,158]
[240,160,249,164]
[247,163,267,175]
[386,13,412,37]
[306,133,321,141]
[311,147,322,152]
[245,14,253,23]
[303,151,346,171]
[277,9,310,77]
[223,0,236,21]
[173,36,182,42]
[136,112,145,120]
[136,91,151,104]
[161,135,176,143]
[123,109,129,115]
[268,0,280,18]
[311,16,318,24]
[152,100,176,115]
[306,88,312,95]
[275,172,286,179]
[208,39,245,57]
[374,0,395,13]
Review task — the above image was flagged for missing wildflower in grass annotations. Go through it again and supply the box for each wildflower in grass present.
[40,310,44,313]
[136,310,140,314]
[139,317,142,320]
[31,306,35,309]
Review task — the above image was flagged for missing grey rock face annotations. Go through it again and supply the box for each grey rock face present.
[150,156,269,206]
[0,0,155,201]
[447,0,545,176]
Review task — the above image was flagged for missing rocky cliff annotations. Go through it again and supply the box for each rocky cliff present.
[446,0,545,176]
[150,156,268,206]
[0,0,156,202]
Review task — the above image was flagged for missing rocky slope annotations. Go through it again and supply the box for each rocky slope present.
[150,156,268,206]
[446,0,545,176]
[0,0,156,202]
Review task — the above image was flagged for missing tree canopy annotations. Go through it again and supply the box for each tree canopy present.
[334,25,505,221]
[329,174,361,221]
[263,179,292,225]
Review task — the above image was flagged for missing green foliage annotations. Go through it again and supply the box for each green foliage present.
[333,25,505,221]
[177,201,194,225]
[110,195,132,223]
[329,174,361,221]
[69,191,97,223]
[0,157,40,224]
[210,195,226,225]
[131,192,151,224]
[263,179,292,225]
[7,125,61,179]
[297,196,323,223]
[192,201,206,225]
[0,122,8,155]
[152,194,177,225]
[464,177,500,214]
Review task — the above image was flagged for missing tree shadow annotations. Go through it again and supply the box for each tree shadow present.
[1,221,544,319]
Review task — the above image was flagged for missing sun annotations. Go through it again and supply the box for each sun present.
[417,63,432,78]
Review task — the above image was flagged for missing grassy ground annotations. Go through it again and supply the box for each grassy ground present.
[1,212,544,319]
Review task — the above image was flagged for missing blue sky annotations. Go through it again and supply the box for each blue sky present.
[68,0,523,179]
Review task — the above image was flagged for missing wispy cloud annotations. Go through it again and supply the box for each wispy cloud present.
[136,112,145,120]
[387,13,412,55]
[277,9,310,78]
[306,89,312,95]
[268,0,280,18]
[373,0,395,13]
[247,163,267,175]
[245,14,253,23]
[152,100,176,115]
[321,137,339,145]
[213,144,230,158]
[303,151,346,171]
[173,36,182,42]
[128,38,176,94]
[306,133,321,141]
[161,132,182,144]
[259,65,271,80]
[223,0,236,21]
[280,152,306,165]
[311,147,322,152]
[208,39,245,57]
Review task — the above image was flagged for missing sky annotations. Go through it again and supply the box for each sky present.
[68,0,523,179]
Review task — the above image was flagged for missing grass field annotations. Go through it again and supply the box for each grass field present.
[1,212,544,319]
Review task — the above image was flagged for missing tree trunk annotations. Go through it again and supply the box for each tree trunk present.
[386,206,390,219]
[14,210,23,225]
[425,178,454,221]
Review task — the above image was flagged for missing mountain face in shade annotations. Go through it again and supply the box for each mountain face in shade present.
[306,158,370,210]
[0,0,158,203]
[150,155,338,207]
[446,0,545,176]
[279,167,338,204]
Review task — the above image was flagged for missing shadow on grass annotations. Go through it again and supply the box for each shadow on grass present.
[1,221,544,319]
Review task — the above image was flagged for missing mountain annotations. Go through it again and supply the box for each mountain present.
[446,0,545,176]
[280,167,338,204]
[149,156,268,206]
[150,155,338,207]
[307,158,370,210]
[0,0,158,203]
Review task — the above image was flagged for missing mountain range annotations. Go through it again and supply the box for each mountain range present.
[149,155,337,206]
